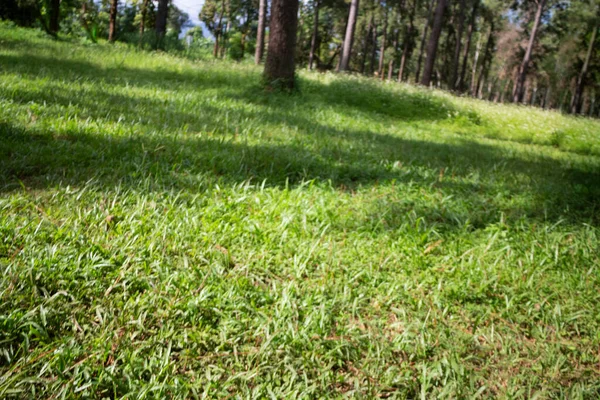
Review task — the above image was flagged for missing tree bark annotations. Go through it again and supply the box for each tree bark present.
[340,0,360,71]
[421,0,447,86]
[255,0,267,64]
[571,22,598,114]
[264,0,300,89]
[308,0,320,69]
[370,18,378,75]
[155,0,169,37]
[378,7,389,77]
[457,0,479,91]
[361,15,374,74]
[108,0,118,42]
[450,0,467,90]
[512,0,547,103]
[469,36,480,95]
[415,0,435,83]
[399,0,417,82]
[49,0,61,34]
[139,0,149,45]
[475,23,494,97]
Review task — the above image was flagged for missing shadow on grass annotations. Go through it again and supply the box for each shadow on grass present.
[2,120,599,230]
[1,51,599,229]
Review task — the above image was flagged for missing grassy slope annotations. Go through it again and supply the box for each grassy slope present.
[1,25,600,398]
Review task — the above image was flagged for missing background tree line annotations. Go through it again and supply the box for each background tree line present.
[3,0,599,115]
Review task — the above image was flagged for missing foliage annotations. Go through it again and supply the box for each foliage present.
[2,24,600,398]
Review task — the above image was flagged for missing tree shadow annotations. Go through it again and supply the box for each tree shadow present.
[1,51,599,231]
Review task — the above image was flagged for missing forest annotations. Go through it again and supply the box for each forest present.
[1,0,600,398]
[3,0,600,114]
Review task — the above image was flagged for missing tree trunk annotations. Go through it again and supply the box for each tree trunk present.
[500,80,510,103]
[398,0,417,82]
[451,0,467,90]
[139,0,149,45]
[416,0,435,83]
[378,8,389,77]
[361,15,374,74]
[387,28,399,80]
[340,0,360,71]
[370,18,378,75]
[421,0,447,87]
[255,0,267,64]
[264,0,300,89]
[475,23,494,97]
[458,0,479,91]
[512,0,547,103]
[543,86,551,109]
[571,22,598,114]
[155,0,169,37]
[108,0,118,42]
[49,0,61,34]
[308,0,320,69]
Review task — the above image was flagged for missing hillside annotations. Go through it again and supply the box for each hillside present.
[1,25,600,398]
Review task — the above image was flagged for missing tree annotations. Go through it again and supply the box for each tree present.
[450,0,467,89]
[339,0,360,71]
[308,0,320,69]
[398,0,417,81]
[415,0,435,82]
[421,0,447,86]
[264,0,300,89]
[49,0,61,34]
[572,12,599,113]
[457,0,479,91]
[155,0,169,38]
[200,0,227,57]
[377,4,389,77]
[255,0,267,64]
[512,0,547,103]
[108,0,118,41]
[139,0,149,44]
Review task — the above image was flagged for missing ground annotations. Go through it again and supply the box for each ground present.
[1,24,600,398]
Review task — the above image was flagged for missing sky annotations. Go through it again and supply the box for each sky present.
[173,0,204,26]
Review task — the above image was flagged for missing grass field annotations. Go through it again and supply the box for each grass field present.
[1,24,600,398]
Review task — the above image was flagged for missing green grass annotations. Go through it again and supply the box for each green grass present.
[1,24,600,398]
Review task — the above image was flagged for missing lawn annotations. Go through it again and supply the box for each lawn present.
[1,24,600,398]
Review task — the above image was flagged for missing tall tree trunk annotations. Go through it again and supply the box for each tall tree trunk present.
[155,0,169,42]
[399,0,417,82]
[370,18,378,75]
[500,80,511,103]
[416,0,435,82]
[458,0,479,91]
[308,0,320,70]
[543,86,551,109]
[340,0,360,71]
[388,28,399,80]
[571,22,598,114]
[475,23,494,97]
[378,7,389,77]
[264,0,300,89]
[512,0,547,103]
[421,0,447,86]
[255,0,267,64]
[361,15,374,74]
[450,0,467,90]
[108,0,118,42]
[470,37,480,96]
[49,0,61,34]
[213,33,220,57]
[139,0,149,46]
